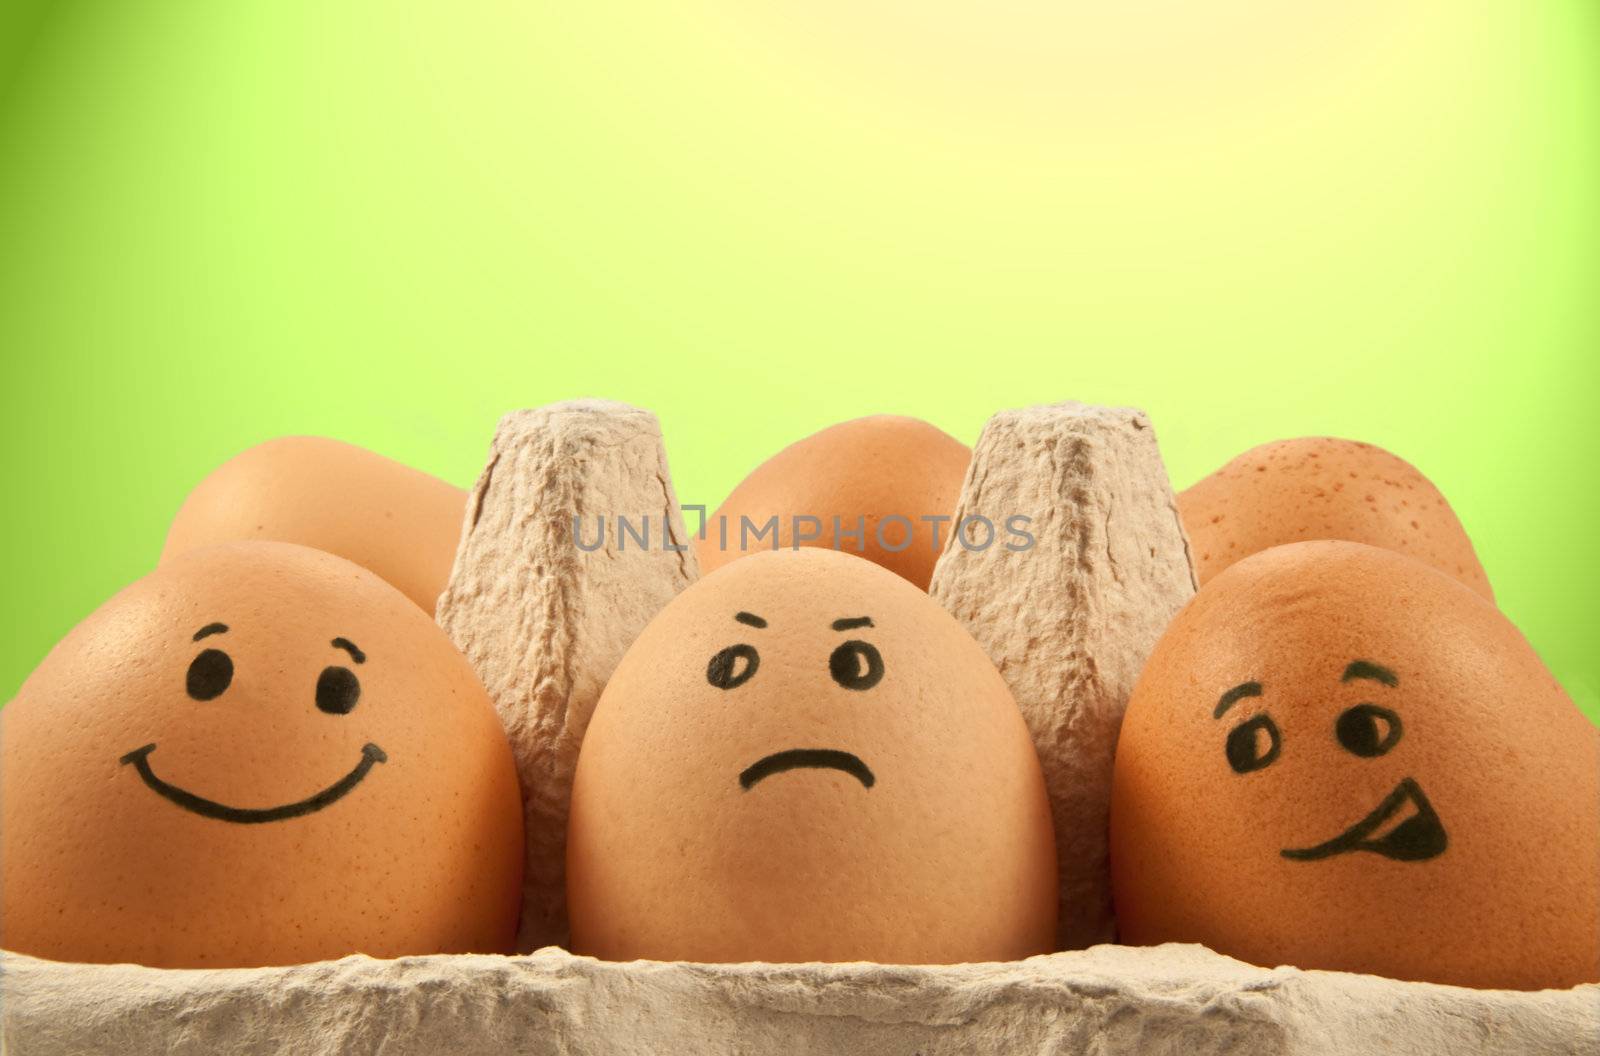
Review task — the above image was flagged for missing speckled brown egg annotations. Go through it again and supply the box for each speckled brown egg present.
[1111,540,1598,989]
[1178,437,1492,600]
[567,548,1056,963]
[1,542,523,968]
[163,436,467,613]
[694,416,970,590]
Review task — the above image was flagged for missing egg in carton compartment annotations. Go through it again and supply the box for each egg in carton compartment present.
[3,400,1595,1055]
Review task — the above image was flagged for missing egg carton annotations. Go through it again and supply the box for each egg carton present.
[3,400,1592,1056]
[6,942,1594,1055]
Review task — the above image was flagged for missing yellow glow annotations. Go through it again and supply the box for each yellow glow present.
[717,1,1423,139]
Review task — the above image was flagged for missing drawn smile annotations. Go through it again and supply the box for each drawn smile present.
[739,748,876,790]
[1281,777,1447,862]
[120,742,388,824]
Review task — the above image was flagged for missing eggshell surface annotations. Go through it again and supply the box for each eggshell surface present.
[1178,437,1493,600]
[1111,540,1599,989]
[567,548,1057,964]
[695,416,970,590]
[162,436,467,613]
[1,542,524,968]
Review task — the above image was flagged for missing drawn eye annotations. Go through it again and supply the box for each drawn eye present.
[706,644,759,690]
[1225,714,1281,774]
[315,666,362,714]
[1336,703,1401,757]
[186,649,234,701]
[828,640,884,691]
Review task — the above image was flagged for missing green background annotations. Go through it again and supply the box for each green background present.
[1,1,1595,722]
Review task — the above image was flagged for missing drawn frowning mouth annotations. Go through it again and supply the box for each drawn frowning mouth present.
[739,748,875,790]
[1281,777,1447,862]
[120,742,388,824]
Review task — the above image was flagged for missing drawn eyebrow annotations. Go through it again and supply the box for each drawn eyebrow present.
[193,623,229,641]
[1213,681,1263,719]
[831,616,874,631]
[735,612,767,629]
[1343,660,1397,687]
[331,638,366,664]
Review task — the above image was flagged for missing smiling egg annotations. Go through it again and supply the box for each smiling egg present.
[567,548,1056,963]
[1110,541,1599,989]
[0,541,523,967]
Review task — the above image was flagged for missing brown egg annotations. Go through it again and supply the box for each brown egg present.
[0,542,523,967]
[694,416,970,590]
[1110,541,1598,989]
[1178,437,1493,601]
[162,436,467,613]
[567,548,1056,963]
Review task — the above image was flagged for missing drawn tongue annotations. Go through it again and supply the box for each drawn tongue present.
[1366,789,1418,841]
[1365,784,1448,861]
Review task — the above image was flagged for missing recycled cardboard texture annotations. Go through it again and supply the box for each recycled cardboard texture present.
[435,400,699,951]
[929,402,1198,949]
[5,944,1595,1056]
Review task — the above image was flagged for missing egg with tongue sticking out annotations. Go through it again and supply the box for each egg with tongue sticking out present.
[566,547,1057,964]
[1110,540,1600,989]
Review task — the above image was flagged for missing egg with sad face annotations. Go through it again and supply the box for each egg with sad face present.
[567,548,1057,964]
[0,542,523,967]
[1111,541,1599,989]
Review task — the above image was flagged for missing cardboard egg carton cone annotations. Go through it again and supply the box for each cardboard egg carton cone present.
[928,401,1198,949]
[435,400,700,951]
[4,399,1594,1056]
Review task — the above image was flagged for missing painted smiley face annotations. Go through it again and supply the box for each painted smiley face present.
[119,622,386,824]
[1110,540,1600,989]
[708,611,883,791]
[0,541,525,967]
[1214,659,1448,862]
